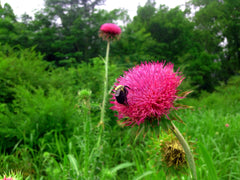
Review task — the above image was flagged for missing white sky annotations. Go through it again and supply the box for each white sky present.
[1,0,188,19]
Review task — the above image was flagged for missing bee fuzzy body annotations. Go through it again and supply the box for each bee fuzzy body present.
[115,85,130,105]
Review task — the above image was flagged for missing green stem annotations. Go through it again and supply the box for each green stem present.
[170,121,197,180]
[99,41,110,127]
[95,41,110,170]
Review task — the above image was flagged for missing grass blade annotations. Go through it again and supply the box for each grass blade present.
[199,143,218,180]
[67,154,80,177]
[134,171,154,180]
[111,162,134,173]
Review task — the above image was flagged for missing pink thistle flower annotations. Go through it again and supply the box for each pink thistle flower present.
[99,23,121,41]
[225,123,229,127]
[110,61,184,126]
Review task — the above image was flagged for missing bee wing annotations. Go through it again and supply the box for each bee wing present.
[115,89,121,96]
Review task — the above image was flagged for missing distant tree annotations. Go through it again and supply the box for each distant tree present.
[190,0,240,84]
[220,0,240,73]
[19,0,128,65]
[147,5,194,64]
[0,3,33,48]
[111,1,159,65]
[112,3,194,66]
[135,0,156,27]
[0,3,17,44]
[0,3,16,21]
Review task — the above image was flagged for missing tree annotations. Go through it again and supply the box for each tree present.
[190,0,240,84]
[0,3,34,48]
[147,5,194,64]
[0,3,17,45]
[21,0,128,65]
[113,3,194,66]
[221,0,240,71]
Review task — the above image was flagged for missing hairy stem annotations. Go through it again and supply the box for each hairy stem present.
[99,41,110,128]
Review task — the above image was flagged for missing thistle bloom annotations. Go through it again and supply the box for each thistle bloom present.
[99,23,121,41]
[110,61,183,126]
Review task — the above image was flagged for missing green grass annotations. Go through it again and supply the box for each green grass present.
[1,76,240,179]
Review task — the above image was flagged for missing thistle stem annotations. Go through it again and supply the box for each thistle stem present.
[99,41,110,128]
[169,121,197,180]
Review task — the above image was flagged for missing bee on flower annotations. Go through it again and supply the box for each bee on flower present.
[111,61,184,126]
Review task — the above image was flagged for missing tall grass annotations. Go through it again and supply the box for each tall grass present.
[1,77,240,179]
[0,45,240,179]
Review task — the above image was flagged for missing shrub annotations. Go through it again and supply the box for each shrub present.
[0,85,79,151]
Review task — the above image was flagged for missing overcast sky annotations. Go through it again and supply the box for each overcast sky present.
[2,0,188,19]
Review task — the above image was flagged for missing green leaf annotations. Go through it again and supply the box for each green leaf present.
[67,154,80,177]
[134,171,154,180]
[199,143,218,180]
[110,162,134,173]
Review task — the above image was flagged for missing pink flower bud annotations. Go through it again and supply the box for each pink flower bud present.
[99,23,121,41]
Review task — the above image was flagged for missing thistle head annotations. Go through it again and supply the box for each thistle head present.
[99,23,121,41]
[110,61,184,126]
[147,131,187,170]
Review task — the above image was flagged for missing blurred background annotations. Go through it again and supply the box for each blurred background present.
[0,0,239,179]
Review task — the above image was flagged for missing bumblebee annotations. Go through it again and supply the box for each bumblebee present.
[115,85,130,105]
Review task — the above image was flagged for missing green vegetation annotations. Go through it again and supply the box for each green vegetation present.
[1,0,240,92]
[0,43,239,180]
[0,0,240,179]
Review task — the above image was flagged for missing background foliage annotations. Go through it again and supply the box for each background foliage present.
[0,0,240,179]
